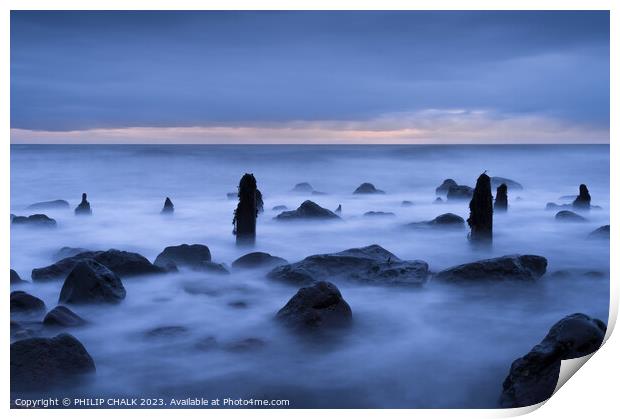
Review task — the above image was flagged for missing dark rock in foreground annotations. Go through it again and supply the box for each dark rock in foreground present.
[500,313,606,408]
[161,197,174,214]
[74,193,92,216]
[555,210,587,223]
[364,211,395,217]
[407,213,464,229]
[11,214,57,228]
[11,269,26,285]
[11,333,95,392]
[434,255,547,282]
[43,306,86,327]
[291,182,314,193]
[11,291,46,315]
[154,244,211,270]
[268,244,429,286]
[59,260,126,304]
[491,176,523,191]
[447,185,473,201]
[27,199,70,210]
[275,200,340,221]
[353,183,385,194]
[32,249,165,281]
[587,225,610,240]
[435,179,458,196]
[232,252,288,269]
[276,281,352,331]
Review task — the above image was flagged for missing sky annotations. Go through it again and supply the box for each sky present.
[10,10,610,144]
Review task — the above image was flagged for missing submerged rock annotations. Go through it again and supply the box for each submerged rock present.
[547,269,606,280]
[275,200,340,221]
[587,225,610,240]
[407,213,464,229]
[555,210,587,222]
[434,255,547,282]
[11,214,57,228]
[11,333,96,392]
[11,269,26,285]
[74,193,92,216]
[58,260,126,304]
[353,183,385,194]
[435,179,458,196]
[43,306,86,327]
[10,291,46,315]
[494,183,508,212]
[491,176,523,191]
[433,197,443,204]
[334,204,342,214]
[572,184,591,210]
[145,326,189,339]
[545,202,571,211]
[276,281,352,331]
[154,244,211,269]
[291,182,314,193]
[447,185,473,201]
[268,244,429,286]
[27,199,70,210]
[364,211,395,217]
[500,313,606,408]
[161,197,174,214]
[32,249,165,281]
[232,252,288,269]
[196,261,230,275]
[401,200,414,207]
[467,173,493,242]
[272,205,288,211]
[225,337,266,352]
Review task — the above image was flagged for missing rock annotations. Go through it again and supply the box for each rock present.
[275,200,341,221]
[233,173,262,245]
[53,247,91,260]
[547,269,606,279]
[401,200,414,207]
[467,173,493,242]
[10,291,46,315]
[572,184,591,210]
[276,281,352,331]
[74,193,92,215]
[545,202,571,211]
[407,213,464,229]
[433,197,443,204]
[226,192,237,200]
[587,225,609,240]
[11,321,34,340]
[435,179,458,195]
[272,205,288,211]
[555,210,587,222]
[364,211,395,217]
[311,190,328,196]
[154,244,211,269]
[11,269,26,285]
[27,199,70,210]
[494,183,508,212]
[447,185,473,201]
[11,214,57,228]
[434,254,548,282]
[161,197,174,214]
[197,261,230,274]
[500,313,606,408]
[225,337,266,352]
[268,244,429,286]
[228,301,248,308]
[145,326,189,339]
[353,183,385,194]
[291,182,314,193]
[491,176,523,191]
[11,333,96,392]
[232,252,288,269]
[43,306,86,327]
[32,249,165,281]
[334,204,342,213]
[58,260,126,304]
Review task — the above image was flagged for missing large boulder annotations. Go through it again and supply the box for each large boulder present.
[353,183,385,194]
[59,260,126,304]
[447,185,473,201]
[587,225,610,240]
[32,249,165,281]
[434,255,547,282]
[276,281,352,331]
[555,210,587,223]
[275,200,341,221]
[27,199,70,210]
[435,179,458,196]
[154,244,212,269]
[268,244,429,286]
[407,213,464,229]
[43,306,86,327]
[10,291,46,315]
[232,252,288,269]
[491,176,523,191]
[500,313,606,408]
[11,214,57,228]
[11,333,95,392]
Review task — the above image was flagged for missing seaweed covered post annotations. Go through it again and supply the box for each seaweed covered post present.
[494,183,508,212]
[572,184,591,210]
[161,197,174,215]
[233,174,263,245]
[467,173,493,243]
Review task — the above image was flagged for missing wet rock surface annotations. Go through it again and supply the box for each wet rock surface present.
[43,306,86,327]
[59,260,126,304]
[154,244,212,269]
[434,255,548,282]
[275,200,341,221]
[11,291,46,316]
[232,252,288,269]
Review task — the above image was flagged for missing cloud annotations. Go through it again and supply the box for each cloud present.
[11,109,609,144]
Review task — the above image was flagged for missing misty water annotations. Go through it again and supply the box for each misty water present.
[10,144,610,408]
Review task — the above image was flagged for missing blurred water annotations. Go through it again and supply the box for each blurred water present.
[10,144,610,408]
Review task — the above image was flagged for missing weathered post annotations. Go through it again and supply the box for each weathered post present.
[74,193,92,216]
[467,173,493,243]
[494,183,508,212]
[233,174,262,245]
[572,184,591,210]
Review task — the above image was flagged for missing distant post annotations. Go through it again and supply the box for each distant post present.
[161,197,174,214]
[494,183,508,212]
[467,173,493,242]
[75,193,92,216]
[233,173,262,245]
[572,184,591,210]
